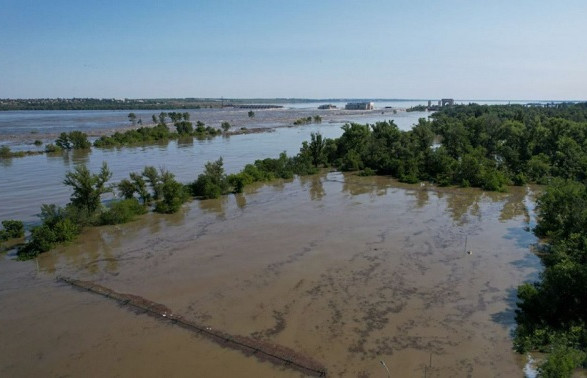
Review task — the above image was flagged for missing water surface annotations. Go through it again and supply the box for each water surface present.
[1,174,541,377]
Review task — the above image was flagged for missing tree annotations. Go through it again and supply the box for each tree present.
[158,112,168,125]
[55,131,90,150]
[128,112,137,126]
[63,162,112,214]
[248,110,255,118]
[221,122,231,132]
[191,158,229,199]
[154,170,189,213]
[308,132,325,167]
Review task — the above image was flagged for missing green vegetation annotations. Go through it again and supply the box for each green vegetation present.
[93,114,220,148]
[45,143,62,153]
[55,131,91,150]
[0,145,12,158]
[514,179,587,374]
[293,115,322,125]
[0,220,24,241]
[221,121,231,132]
[248,110,255,118]
[33,140,42,146]
[99,198,147,225]
[406,105,428,112]
[306,103,587,192]
[191,158,230,199]
[0,145,44,158]
[63,162,113,214]
[128,112,137,125]
[118,166,189,213]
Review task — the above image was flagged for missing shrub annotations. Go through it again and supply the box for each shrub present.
[34,140,43,146]
[0,220,24,240]
[358,167,376,176]
[100,199,146,224]
[55,131,91,150]
[538,343,586,378]
[191,158,229,199]
[45,143,62,153]
[0,145,11,158]
[154,175,189,214]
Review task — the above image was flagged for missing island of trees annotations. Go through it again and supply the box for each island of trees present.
[2,102,587,375]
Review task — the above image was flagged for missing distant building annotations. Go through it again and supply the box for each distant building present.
[345,102,374,110]
[318,104,337,109]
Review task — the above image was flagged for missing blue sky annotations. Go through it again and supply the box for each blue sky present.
[1,0,586,100]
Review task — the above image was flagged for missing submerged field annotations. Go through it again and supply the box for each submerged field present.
[0,173,541,377]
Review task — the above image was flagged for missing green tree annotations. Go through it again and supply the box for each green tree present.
[191,158,229,199]
[155,170,189,213]
[63,162,112,214]
[221,121,231,132]
[308,132,325,167]
[248,110,255,118]
[128,112,137,126]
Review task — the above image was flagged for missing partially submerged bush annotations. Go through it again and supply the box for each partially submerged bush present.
[0,220,24,241]
[191,158,229,199]
[99,198,147,225]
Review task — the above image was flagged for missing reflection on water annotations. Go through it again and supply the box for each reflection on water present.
[0,157,12,167]
[299,174,325,201]
[235,193,247,209]
[198,196,229,217]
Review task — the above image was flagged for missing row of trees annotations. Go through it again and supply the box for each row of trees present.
[514,179,587,375]
[16,162,190,259]
[14,137,323,259]
[297,103,587,193]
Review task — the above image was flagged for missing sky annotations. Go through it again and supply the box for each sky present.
[1,0,586,100]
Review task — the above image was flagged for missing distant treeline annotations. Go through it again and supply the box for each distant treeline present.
[0,98,226,111]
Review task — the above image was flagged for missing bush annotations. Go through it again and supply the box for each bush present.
[191,174,223,199]
[479,168,508,192]
[18,218,80,259]
[191,158,229,199]
[154,177,189,214]
[538,343,586,378]
[0,220,24,240]
[0,145,11,158]
[358,168,376,176]
[99,199,146,224]
[45,143,62,153]
[56,131,90,150]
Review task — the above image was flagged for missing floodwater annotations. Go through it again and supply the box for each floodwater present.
[0,108,428,223]
[0,173,542,377]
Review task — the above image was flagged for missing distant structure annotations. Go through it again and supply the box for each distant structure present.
[345,102,374,110]
[441,98,454,107]
[426,98,454,110]
[318,104,337,110]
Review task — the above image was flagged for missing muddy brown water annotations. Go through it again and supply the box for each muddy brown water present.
[0,173,541,377]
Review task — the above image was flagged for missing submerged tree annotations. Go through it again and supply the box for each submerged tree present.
[63,162,112,214]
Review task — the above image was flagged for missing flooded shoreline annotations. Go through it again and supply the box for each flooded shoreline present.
[0,107,426,147]
[1,173,542,377]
